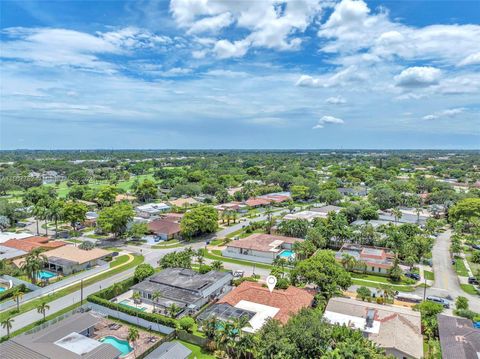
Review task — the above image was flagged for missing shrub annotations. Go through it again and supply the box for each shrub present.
[275,278,290,290]
[134,264,155,283]
[232,277,258,286]
[178,316,195,333]
[456,296,469,310]
[198,264,212,274]
[79,240,95,250]
[356,286,372,301]
[455,309,479,320]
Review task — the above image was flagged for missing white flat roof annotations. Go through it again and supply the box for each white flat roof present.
[323,310,380,334]
[0,232,32,244]
[235,300,279,333]
[54,332,103,355]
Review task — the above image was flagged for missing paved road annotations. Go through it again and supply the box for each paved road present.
[427,229,480,312]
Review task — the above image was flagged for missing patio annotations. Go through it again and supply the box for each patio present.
[92,317,162,359]
[114,290,156,314]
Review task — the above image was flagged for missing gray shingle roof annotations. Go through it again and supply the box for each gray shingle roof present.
[144,341,192,359]
[438,314,480,359]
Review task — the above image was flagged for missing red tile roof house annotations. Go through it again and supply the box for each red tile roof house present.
[335,244,395,275]
[223,233,304,264]
[148,218,181,240]
[215,281,314,332]
[244,197,273,208]
[3,236,67,253]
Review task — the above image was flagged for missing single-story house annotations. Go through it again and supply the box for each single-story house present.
[310,205,342,216]
[132,268,232,316]
[378,210,428,226]
[214,202,247,212]
[148,218,181,240]
[136,203,171,217]
[0,245,27,261]
[14,245,111,275]
[324,297,423,359]
[0,231,34,244]
[437,314,480,359]
[160,212,184,221]
[168,197,198,208]
[227,187,242,196]
[223,233,304,264]
[144,341,192,359]
[3,236,67,253]
[244,197,272,208]
[283,210,326,221]
[84,211,99,226]
[335,244,395,274]
[259,192,291,203]
[351,219,395,228]
[0,312,121,359]
[200,281,314,332]
[115,193,137,202]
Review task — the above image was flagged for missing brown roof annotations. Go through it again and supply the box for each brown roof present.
[161,212,184,221]
[169,197,198,207]
[148,219,181,235]
[261,194,290,203]
[115,194,137,202]
[226,233,303,253]
[218,282,314,324]
[3,236,67,252]
[245,198,272,207]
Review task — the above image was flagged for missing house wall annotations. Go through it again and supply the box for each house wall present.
[363,265,389,274]
[222,247,276,264]
[384,347,419,359]
[52,259,104,275]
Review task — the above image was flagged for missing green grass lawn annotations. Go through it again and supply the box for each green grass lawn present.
[350,272,411,285]
[109,254,130,268]
[454,257,469,277]
[204,250,274,270]
[175,340,215,359]
[351,279,415,292]
[151,240,184,249]
[460,284,479,295]
[424,270,435,280]
[0,255,144,322]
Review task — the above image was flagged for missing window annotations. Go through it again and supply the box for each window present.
[371,266,375,271]
[378,267,381,273]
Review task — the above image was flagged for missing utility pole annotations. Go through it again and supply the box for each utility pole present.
[423,277,427,301]
[80,279,84,304]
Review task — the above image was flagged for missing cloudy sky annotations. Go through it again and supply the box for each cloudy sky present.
[1,0,479,149]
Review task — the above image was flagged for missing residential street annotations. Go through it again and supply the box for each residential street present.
[427,229,480,312]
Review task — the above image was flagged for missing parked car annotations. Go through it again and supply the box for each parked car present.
[472,244,480,250]
[468,277,479,285]
[232,270,244,278]
[405,272,421,281]
[426,296,450,308]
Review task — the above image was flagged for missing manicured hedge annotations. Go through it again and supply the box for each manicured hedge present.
[87,278,177,328]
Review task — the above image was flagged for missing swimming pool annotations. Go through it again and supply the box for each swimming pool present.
[278,250,295,260]
[0,287,6,293]
[38,270,57,280]
[119,299,147,311]
[100,336,133,357]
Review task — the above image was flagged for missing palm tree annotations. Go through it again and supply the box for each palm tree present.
[48,200,64,238]
[11,288,24,311]
[1,317,14,337]
[392,208,402,224]
[211,260,223,271]
[127,327,140,358]
[195,249,205,266]
[151,291,161,313]
[111,282,122,297]
[272,257,288,276]
[341,254,357,272]
[37,301,50,321]
[379,284,396,303]
[231,211,238,224]
[21,248,47,285]
[167,303,181,318]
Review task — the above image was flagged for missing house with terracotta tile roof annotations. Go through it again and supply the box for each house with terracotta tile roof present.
[148,218,181,240]
[3,236,67,253]
[335,244,395,274]
[324,297,423,359]
[244,197,272,208]
[223,233,303,264]
[205,281,314,332]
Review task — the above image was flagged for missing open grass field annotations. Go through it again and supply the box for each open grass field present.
[176,340,215,359]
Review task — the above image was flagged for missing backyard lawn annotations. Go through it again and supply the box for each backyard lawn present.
[350,272,412,285]
[204,250,275,270]
[460,284,479,295]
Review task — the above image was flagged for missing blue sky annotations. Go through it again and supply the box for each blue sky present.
[1,0,479,149]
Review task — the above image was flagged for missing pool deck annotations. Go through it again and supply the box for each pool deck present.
[114,290,155,313]
[92,318,162,359]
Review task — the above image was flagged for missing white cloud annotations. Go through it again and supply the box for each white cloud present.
[170,0,324,58]
[325,96,346,104]
[423,107,465,120]
[394,66,441,88]
[296,65,367,88]
[313,115,345,129]
[458,52,480,67]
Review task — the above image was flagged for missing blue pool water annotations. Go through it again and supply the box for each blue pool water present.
[100,336,133,356]
[0,287,6,293]
[38,270,57,280]
[278,250,294,259]
[119,299,147,311]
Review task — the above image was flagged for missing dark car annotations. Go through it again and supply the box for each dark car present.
[405,272,421,281]
[468,277,479,285]
[472,244,480,250]
[426,296,450,308]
